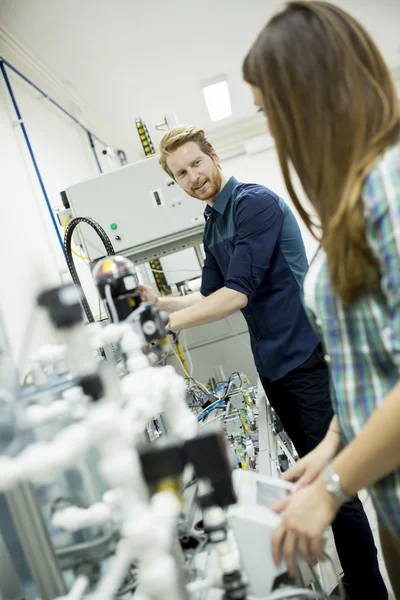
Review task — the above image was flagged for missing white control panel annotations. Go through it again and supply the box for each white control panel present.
[65,156,205,262]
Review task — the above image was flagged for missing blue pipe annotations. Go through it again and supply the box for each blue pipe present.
[0,60,64,252]
[0,56,108,147]
[87,133,103,174]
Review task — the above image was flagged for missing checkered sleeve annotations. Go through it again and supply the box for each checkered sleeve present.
[363,147,400,368]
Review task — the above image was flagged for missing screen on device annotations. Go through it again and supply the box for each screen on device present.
[256,480,290,508]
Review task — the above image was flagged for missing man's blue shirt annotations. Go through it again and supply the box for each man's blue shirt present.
[200,177,319,380]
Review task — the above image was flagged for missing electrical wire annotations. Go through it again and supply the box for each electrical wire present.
[169,338,190,377]
[181,330,194,377]
[186,377,210,396]
[105,284,119,323]
[180,477,197,494]
[150,268,202,273]
[64,216,115,323]
[196,399,225,421]
[63,216,88,259]
[200,413,224,428]
[224,317,251,351]
[223,372,244,399]
[252,590,326,599]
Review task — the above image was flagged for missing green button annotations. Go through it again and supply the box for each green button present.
[110,223,117,230]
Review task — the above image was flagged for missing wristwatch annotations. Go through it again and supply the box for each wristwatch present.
[324,463,352,504]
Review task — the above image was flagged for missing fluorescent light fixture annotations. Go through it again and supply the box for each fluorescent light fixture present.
[202,78,232,122]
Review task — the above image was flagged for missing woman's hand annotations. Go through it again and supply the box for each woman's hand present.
[284,434,339,488]
[273,429,342,514]
[271,478,342,577]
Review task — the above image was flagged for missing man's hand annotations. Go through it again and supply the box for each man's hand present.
[139,284,159,306]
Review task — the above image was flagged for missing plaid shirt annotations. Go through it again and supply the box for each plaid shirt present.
[305,144,400,536]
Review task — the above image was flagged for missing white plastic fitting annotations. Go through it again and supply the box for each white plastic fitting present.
[246,440,255,459]
[100,447,142,489]
[140,555,178,597]
[87,402,120,444]
[0,456,21,491]
[31,344,68,365]
[53,422,92,469]
[26,400,70,427]
[52,503,111,532]
[126,355,149,372]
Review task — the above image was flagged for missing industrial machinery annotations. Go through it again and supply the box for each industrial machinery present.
[62,156,205,265]
[22,155,343,599]
[0,253,342,600]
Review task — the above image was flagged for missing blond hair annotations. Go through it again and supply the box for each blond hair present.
[243,1,400,304]
[159,126,214,179]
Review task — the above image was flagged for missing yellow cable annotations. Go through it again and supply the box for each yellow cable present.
[175,341,190,377]
[63,215,88,260]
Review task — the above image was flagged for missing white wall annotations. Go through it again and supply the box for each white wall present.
[223,149,319,261]
[0,64,118,372]
[0,81,62,365]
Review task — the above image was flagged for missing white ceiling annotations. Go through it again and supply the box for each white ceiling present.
[1,0,399,158]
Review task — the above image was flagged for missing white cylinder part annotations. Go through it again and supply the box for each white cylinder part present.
[102,488,124,522]
[120,330,143,354]
[214,541,241,574]
[53,423,92,469]
[246,440,255,459]
[126,355,149,372]
[62,386,84,404]
[100,447,141,488]
[203,506,225,529]
[152,491,181,524]
[122,510,162,554]
[31,362,48,387]
[99,323,124,346]
[0,456,21,490]
[52,502,111,532]
[140,555,178,596]
[165,410,198,440]
[18,443,63,483]
[88,403,120,444]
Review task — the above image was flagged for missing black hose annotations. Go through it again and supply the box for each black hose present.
[64,217,115,323]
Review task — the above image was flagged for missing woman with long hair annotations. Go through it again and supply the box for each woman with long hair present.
[243,1,400,594]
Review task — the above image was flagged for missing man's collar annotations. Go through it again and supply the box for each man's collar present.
[204,177,238,217]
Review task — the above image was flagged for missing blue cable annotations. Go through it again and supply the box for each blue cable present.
[214,382,228,393]
[0,60,64,252]
[196,400,225,422]
[0,57,108,147]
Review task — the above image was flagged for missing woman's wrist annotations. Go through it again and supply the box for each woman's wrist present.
[321,428,342,459]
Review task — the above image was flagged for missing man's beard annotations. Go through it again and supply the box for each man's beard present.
[188,166,222,201]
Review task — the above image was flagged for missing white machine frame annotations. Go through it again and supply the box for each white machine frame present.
[65,156,205,265]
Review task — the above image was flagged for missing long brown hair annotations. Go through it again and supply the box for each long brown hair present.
[243,1,400,304]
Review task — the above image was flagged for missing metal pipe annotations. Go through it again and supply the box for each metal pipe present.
[0,530,25,600]
[5,483,67,600]
[171,535,190,600]
[0,56,108,147]
[0,60,64,252]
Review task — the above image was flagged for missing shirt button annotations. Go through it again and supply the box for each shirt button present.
[324,354,331,363]
[315,318,322,327]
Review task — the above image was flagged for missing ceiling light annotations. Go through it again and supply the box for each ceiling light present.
[202,78,232,122]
